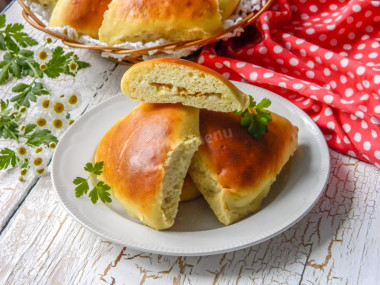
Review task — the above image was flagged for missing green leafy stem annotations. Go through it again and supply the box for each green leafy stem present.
[73,161,112,204]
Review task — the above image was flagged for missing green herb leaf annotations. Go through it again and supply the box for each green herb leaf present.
[1,22,37,48]
[0,148,19,170]
[0,61,11,84]
[256,98,271,109]
[10,81,49,107]
[0,51,38,85]
[74,161,112,204]
[89,181,112,204]
[44,47,72,78]
[76,61,90,70]
[0,99,20,140]
[84,161,104,175]
[12,82,29,92]
[23,124,36,135]
[0,15,6,29]
[235,97,272,139]
[73,177,89,197]
[25,129,58,147]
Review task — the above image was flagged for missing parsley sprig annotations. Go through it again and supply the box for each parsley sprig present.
[0,16,37,50]
[235,97,272,139]
[0,148,19,170]
[73,162,112,204]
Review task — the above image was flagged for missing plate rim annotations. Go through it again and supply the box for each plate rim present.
[51,81,330,256]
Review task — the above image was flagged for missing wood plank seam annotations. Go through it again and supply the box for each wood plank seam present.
[0,178,39,235]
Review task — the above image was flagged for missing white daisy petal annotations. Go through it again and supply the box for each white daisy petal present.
[51,117,69,132]
[62,89,82,110]
[30,153,48,171]
[68,61,78,73]
[35,95,51,110]
[16,144,30,158]
[51,99,66,115]
[30,112,50,129]
[34,47,52,64]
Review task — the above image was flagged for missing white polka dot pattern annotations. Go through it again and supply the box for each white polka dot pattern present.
[197,0,380,168]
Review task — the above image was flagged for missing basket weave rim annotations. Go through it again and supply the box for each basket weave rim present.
[18,0,274,56]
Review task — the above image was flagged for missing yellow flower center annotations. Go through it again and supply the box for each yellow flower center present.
[53,102,65,113]
[35,147,43,153]
[20,169,28,176]
[69,119,75,125]
[49,142,56,149]
[69,62,78,71]
[36,118,47,127]
[53,119,63,129]
[40,64,47,71]
[68,95,78,105]
[42,99,50,108]
[17,147,27,156]
[39,51,48,61]
[36,168,45,175]
[33,157,43,166]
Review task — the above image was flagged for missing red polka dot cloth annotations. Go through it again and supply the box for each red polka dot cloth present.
[197,0,380,168]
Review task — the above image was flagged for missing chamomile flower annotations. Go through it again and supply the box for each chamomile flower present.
[30,151,48,170]
[44,36,53,44]
[62,90,81,110]
[34,146,44,154]
[16,144,29,158]
[20,168,28,176]
[68,61,78,73]
[34,47,52,64]
[18,124,26,132]
[19,106,27,113]
[34,166,47,176]
[51,114,68,131]
[51,99,66,115]
[35,95,51,110]
[10,110,20,117]
[40,64,48,71]
[31,112,49,128]
[49,142,57,149]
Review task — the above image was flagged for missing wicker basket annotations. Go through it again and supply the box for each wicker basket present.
[18,0,274,65]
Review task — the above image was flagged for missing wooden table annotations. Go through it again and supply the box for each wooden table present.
[1,2,379,284]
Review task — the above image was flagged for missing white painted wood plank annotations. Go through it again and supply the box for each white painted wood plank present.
[300,156,380,285]
[0,2,118,230]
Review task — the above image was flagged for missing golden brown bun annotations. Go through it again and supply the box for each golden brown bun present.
[95,103,201,230]
[49,0,111,38]
[121,58,249,112]
[218,0,240,20]
[180,174,201,202]
[99,0,223,44]
[189,109,298,225]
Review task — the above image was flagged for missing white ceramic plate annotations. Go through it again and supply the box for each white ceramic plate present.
[51,81,330,256]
